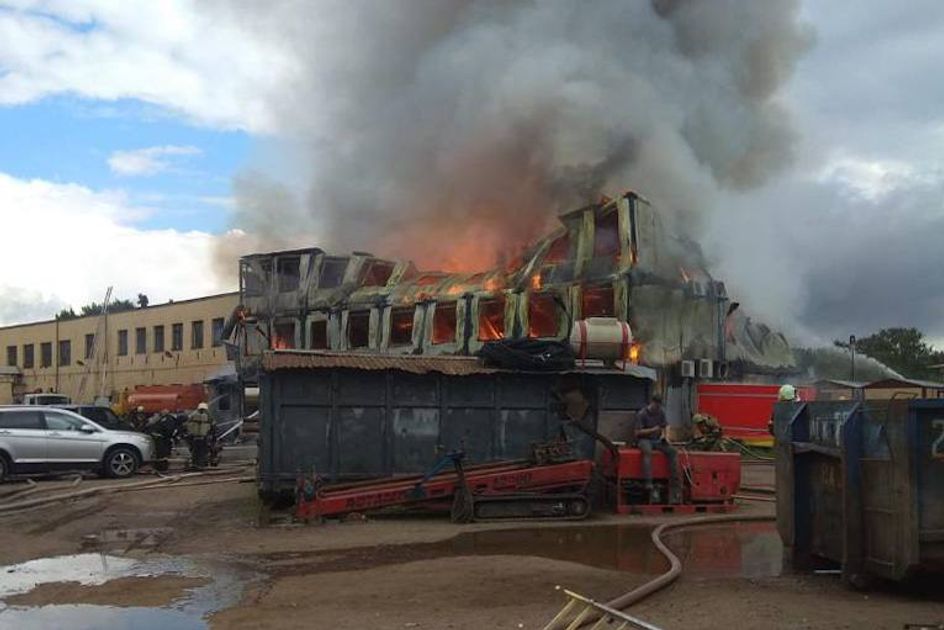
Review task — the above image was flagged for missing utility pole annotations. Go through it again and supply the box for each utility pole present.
[849,334,857,382]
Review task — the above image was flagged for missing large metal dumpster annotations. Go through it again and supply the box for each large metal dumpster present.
[257,351,654,499]
[775,399,944,583]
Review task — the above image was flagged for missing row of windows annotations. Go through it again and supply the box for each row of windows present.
[5,317,226,368]
[116,318,225,356]
[269,285,616,351]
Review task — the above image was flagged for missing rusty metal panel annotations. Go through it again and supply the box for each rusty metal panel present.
[262,350,494,376]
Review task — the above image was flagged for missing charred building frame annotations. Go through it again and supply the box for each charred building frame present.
[234,191,794,383]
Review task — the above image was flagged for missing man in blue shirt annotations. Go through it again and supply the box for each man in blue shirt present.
[635,394,681,504]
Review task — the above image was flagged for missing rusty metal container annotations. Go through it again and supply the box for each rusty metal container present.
[775,399,944,584]
[257,350,654,500]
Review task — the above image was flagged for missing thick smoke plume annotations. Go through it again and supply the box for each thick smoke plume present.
[214,0,811,272]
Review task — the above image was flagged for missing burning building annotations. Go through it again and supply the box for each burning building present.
[233,190,794,383]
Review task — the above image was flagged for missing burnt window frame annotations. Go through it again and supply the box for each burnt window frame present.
[432,302,458,345]
[276,256,301,293]
[581,284,616,318]
[477,296,506,342]
[117,330,128,357]
[592,209,621,259]
[527,292,560,338]
[6,345,16,367]
[388,306,415,347]
[272,320,297,349]
[347,310,371,349]
[23,344,34,369]
[362,260,396,287]
[543,232,572,264]
[319,257,348,289]
[241,259,269,297]
[309,319,329,350]
[84,333,95,359]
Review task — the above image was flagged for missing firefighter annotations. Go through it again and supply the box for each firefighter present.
[635,394,682,504]
[185,402,215,470]
[128,406,148,431]
[769,384,800,436]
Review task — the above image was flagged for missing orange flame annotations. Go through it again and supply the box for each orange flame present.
[629,342,641,364]
[530,273,542,290]
[272,335,292,350]
[483,275,505,292]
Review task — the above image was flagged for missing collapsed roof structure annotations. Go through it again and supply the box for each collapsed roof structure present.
[235,191,794,379]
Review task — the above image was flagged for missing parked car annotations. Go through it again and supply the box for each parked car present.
[0,406,154,482]
[54,405,135,432]
[23,393,71,406]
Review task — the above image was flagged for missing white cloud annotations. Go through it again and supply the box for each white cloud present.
[0,1,297,132]
[108,145,201,177]
[816,154,939,202]
[0,171,234,326]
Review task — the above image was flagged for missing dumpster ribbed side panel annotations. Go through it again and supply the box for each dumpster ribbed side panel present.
[778,399,944,582]
[911,401,944,572]
[256,366,651,498]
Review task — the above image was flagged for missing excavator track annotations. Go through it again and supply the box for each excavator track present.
[470,492,590,522]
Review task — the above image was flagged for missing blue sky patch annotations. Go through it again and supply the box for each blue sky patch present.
[0,95,250,233]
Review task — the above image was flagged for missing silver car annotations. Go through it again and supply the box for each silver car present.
[0,406,154,481]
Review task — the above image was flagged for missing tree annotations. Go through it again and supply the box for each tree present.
[56,298,139,319]
[834,327,944,381]
[56,307,78,321]
[137,293,149,308]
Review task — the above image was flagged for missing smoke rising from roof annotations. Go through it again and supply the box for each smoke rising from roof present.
[213,0,811,272]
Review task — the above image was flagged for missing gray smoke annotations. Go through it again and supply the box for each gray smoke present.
[211,0,812,271]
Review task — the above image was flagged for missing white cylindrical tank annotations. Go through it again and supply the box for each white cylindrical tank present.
[570,317,633,361]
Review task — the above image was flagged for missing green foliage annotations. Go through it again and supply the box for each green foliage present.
[58,299,138,319]
[833,327,944,381]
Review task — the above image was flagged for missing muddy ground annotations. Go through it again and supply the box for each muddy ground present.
[0,461,940,629]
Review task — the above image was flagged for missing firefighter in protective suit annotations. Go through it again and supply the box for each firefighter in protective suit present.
[185,402,215,469]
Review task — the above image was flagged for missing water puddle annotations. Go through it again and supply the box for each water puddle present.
[266,521,782,579]
[0,603,204,629]
[81,527,176,552]
[0,553,254,629]
[448,522,783,578]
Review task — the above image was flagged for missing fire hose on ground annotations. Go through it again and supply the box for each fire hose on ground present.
[565,512,777,629]
[0,466,253,516]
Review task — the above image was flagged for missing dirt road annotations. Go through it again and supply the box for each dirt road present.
[0,464,940,629]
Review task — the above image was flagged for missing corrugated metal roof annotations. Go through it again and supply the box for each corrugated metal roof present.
[261,350,656,380]
[262,351,498,375]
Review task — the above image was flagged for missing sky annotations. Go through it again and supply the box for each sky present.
[0,1,942,348]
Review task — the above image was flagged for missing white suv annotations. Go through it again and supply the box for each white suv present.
[0,406,154,481]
